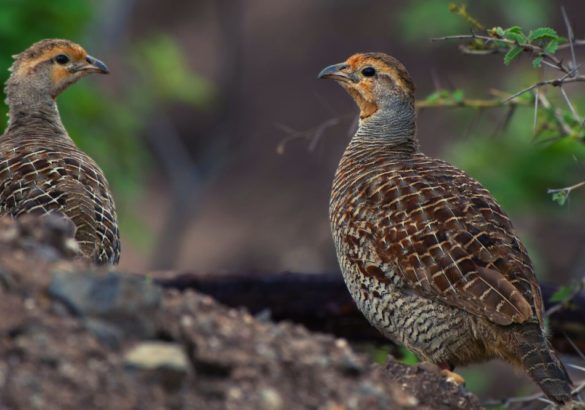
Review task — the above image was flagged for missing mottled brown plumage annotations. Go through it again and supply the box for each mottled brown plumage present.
[0,39,120,265]
[320,52,573,404]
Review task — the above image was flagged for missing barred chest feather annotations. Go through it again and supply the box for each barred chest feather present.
[329,141,538,361]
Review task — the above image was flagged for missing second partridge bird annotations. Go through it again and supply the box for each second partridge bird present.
[0,39,120,265]
[319,52,573,404]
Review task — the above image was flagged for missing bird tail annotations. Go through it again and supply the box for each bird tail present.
[517,324,573,404]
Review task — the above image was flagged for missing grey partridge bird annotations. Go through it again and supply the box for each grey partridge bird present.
[319,52,573,404]
[0,39,120,265]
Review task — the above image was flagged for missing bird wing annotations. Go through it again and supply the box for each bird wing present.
[346,155,542,326]
[0,141,120,264]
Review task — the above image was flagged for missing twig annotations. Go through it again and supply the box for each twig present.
[432,33,569,73]
[483,379,585,408]
[416,96,528,109]
[483,391,551,408]
[537,93,573,136]
[547,181,585,196]
[563,333,585,362]
[558,39,585,50]
[448,3,484,31]
[533,89,539,132]
[561,6,578,76]
[545,275,585,317]
[503,73,585,103]
[560,86,581,122]
[276,116,348,154]
[434,33,585,50]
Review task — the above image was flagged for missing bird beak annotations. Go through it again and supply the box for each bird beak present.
[318,63,354,82]
[77,55,110,74]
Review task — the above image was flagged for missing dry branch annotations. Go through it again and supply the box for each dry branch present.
[152,271,585,355]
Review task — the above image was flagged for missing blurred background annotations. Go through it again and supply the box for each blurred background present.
[2,0,584,402]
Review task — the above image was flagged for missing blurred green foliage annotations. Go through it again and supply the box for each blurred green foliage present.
[398,0,552,44]
[398,346,419,366]
[448,109,585,212]
[404,2,585,214]
[0,2,213,252]
[369,344,393,364]
[132,36,213,109]
[0,0,90,60]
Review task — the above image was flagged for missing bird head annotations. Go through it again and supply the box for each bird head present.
[8,39,109,99]
[318,52,415,120]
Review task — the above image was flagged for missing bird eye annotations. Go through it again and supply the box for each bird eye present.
[54,54,69,65]
[361,67,376,77]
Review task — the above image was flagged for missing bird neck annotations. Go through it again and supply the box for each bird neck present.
[3,76,67,137]
[354,96,418,156]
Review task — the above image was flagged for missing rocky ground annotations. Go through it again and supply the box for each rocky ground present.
[0,215,503,409]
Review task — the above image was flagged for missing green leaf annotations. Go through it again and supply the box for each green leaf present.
[399,346,419,365]
[504,46,523,65]
[528,27,559,42]
[503,26,527,43]
[424,90,450,104]
[494,26,506,37]
[369,345,392,364]
[505,26,524,35]
[551,189,569,206]
[544,39,559,54]
[532,56,544,68]
[550,285,574,303]
[452,89,464,103]
[505,32,526,43]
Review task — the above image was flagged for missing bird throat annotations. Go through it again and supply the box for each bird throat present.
[354,96,418,155]
[3,77,67,137]
[345,87,378,120]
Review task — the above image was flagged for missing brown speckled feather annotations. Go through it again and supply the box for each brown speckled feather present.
[331,149,541,326]
[0,39,120,265]
[322,52,570,404]
[0,135,120,264]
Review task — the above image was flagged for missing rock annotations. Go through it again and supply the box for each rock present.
[49,271,162,339]
[125,342,189,371]
[0,292,27,334]
[12,214,80,262]
[0,215,488,409]
[385,360,481,410]
[124,342,189,391]
[259,387,283,410]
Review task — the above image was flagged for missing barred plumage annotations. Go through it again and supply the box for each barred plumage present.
[0,39,120,264]
[320,52,572,404]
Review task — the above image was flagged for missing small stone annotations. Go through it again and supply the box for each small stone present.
[259,387,283,410]
[0,293,27,334]
[180,315,193,328]
[85,318,124,349]
[0,363,6,387]
[124,342,189,391]
[390,385,418,407]
[49,271,162,339]
[339,353,364,376]
[227,387,243,400]
[125,342,188,371]
[335,338,348,349]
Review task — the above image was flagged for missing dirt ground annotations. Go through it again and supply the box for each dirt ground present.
[0,215,502,410]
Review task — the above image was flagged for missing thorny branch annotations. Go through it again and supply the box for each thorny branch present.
[545,276,585,317]
[482,378,585,408]
[428,7,585,203]
[275,113,357,153]
[432,33,570,72]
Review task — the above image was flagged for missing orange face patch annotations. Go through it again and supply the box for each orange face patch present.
[14,43,87,77]
[340,78,378,119]
[51,65,72,85]
[345,53,414,96]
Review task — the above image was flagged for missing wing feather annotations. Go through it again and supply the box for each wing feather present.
[340,154,539,326]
